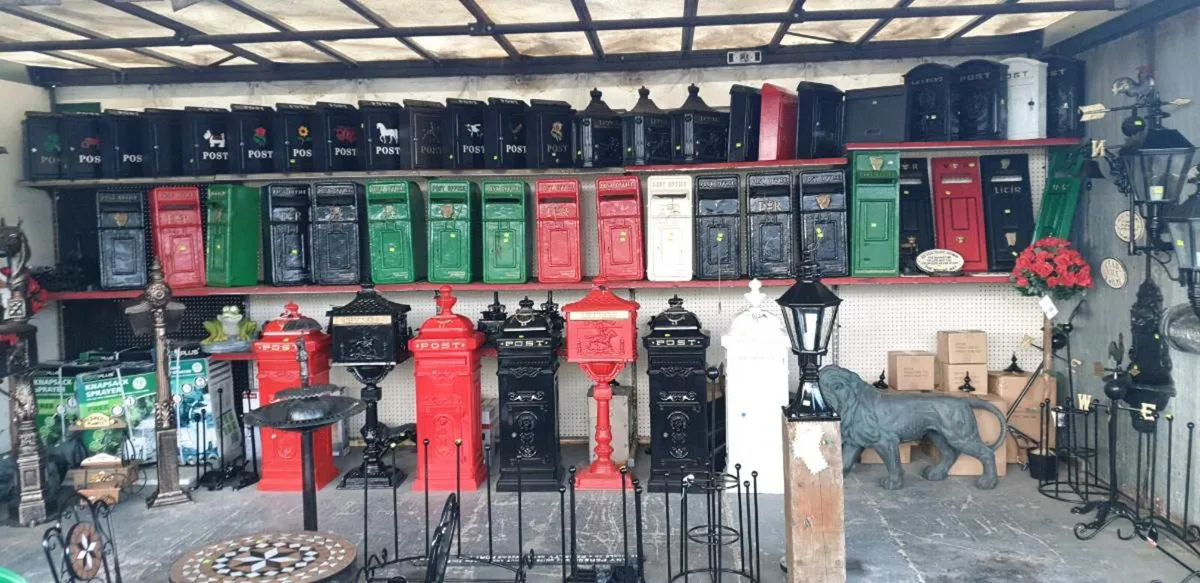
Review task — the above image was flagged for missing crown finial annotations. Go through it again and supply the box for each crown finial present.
[638,86,650,98]
[590,87,602,101]
[745,279,766,308]
[436,285,457,315]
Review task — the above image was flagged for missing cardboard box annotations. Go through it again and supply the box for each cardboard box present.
[935,360,989,393]
[887,351,936,390]
[937,330,988,364]
[990,372,1057,463]
[860,443,914,464]
[174,359,243,467]
[74,362,157,462]
[921,393,1007,476]
[30,360,110,449]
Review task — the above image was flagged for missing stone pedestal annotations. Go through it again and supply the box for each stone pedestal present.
[783,417,846,583]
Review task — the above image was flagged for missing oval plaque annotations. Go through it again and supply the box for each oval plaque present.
[915,248,965,276]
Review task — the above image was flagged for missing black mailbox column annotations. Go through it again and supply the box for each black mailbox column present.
[798,169,849,277]
[694,175,742,280]
[954,60,1009,141]
[495,298,562,492]
[263,183,312,285]
[311,182,366,285]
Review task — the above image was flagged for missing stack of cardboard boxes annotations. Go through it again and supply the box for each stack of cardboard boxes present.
[929,330,1007,477]
[988,368,1055,464]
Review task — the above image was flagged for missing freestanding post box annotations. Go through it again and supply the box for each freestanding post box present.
[23,111,61,181]
[954,60,1009,141]
[746,172,795,279]
[1034,146,1088,240]
[100,109,143,179]
[575,89,622,168]
[405,99,446,169]
[312,101,361,173]
[1002,58,1048,140]
[273,103,316,173]
[899,158,936,259]
[931,157,988,272]
[727,84,761,163]
[96,190,147,290]
[310,182,366,285]
[1045,57,1086,139]
[481,180,530,283]
[262,183,313,286]
[411,286,487,491]
[359,100,408,171]
[646,175,695,282]
[797,169,850,278]
[495,297,562,492]
[535,178,583,283]
[150,186,206,289]
[142,108,183,177]
[904,63,957,142]
[61,111,103,179]
[694,174,742,280]
[528,99,575,169]
[596,175,645,281]
[758,83,797,161]
[795,81,845,159]
[427,180,481,283]
[622,86,672,166]
[206,184,260,287]
[229,104,274,174]
[485,97,528,169]
[670,84,729,164]
[365,180,426,283]
[850,151,901,276]
[182,106,231,175]
[443,98,487,170]
[980,154,1035,272]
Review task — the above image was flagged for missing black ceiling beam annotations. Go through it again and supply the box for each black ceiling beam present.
[681,0,698,55]
[216,0,358,66]
[338,0,440,64]
[769,0,807,49]
[459,0,520,59]
[570,0,603,59]
[944,0,1020,42]
[855,0,913,48]
[1046,0,1200,55]
[94,0,272,66]
[0,6,197,69]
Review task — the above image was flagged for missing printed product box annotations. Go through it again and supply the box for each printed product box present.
[31,360,110,449]
[935,360,989,393]
[74,362,157,462]
[174,357,243,467]
[936,330,988,364]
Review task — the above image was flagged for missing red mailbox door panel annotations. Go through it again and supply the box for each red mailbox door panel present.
[596,176,645,280]
[150,186,206,288]
[536,179,582,283]
[931,157,988,271]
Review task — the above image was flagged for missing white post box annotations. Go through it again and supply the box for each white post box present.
[1003,57,1048,140]
[646,175,695,281]
[721,279,791,494]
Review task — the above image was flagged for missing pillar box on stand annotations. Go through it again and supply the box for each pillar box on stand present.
[535,178,582,283]
[595,175,645,281]
[495,297,563,492]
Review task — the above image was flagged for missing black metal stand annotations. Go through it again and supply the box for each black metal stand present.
[1072,402,1142,540]
[231,378,261,491]
[339,365,405,490]
[301,430,318,532]
[660,466,761,582]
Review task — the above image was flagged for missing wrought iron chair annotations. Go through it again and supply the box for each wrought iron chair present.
[41,494,122,583]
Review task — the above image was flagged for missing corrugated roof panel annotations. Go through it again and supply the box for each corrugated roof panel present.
[322,38,421,61]
[697,0,793,15]
[693,24,778,50]
[874,15,977,40]
[475,0,577,23]
[782,20,879,44]
[236,0,374,31]
[57,49,173,68]
[587,1,685,21]
[507,32,595,56]
[354,0,476,27]
[234,42,337,63]
[142,1,277,34]
[804,0,896,10]
[1,51,92,69]
[413,36,509,59]
[25,2,174,38]
[964,11,1075,36]
[596,28,682,54]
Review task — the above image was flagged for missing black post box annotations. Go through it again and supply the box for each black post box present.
[528,99,575,169]
[905,63,958,142]
[746,172,795,279]
[182,106,231,175]
[443,98,487,170]
[622,86,671,166]
[844,85,906,143]
[485,97,527,169]
[954,60,1009,141]
[61,111,103,180]
[55,190,100,289]
[273,102,316,173]
[23,112,61,181]
[899,158,935,267]
[670,84,729,164]
[96,190,147,290]
[404,99,445,170]
[495,297,563,492]
[100,109,143,179]
[312,101,361,173]
[141,108,183,177]
[980,154,1034,272]
[727,84,761,162]
[694,174,742,280]
[797,169,850,277]
[1045,57,1086,139]
[310,182,366,285]
[795,82,845,159]
[574,89,622,168]
[230,103,274,174]
[262,183,313,286]
[359,100,409,171]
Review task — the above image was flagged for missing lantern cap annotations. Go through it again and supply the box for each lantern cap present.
[625,86,665,116]
[1124,125,1195,154]
[778,247,842,310]
[578,87,617,118]
[674,84,717,113]
[415,286,482,341]
[326,284,410,318]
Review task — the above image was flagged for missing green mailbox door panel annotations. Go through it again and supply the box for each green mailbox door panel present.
[369,221,415,283]
[852,197,899,276]
[1034,178,1082,240]
[429,221,471,282]
[483,221,525,282]
[206,222,228,282]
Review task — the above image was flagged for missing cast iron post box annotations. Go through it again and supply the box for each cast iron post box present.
[954,60,1009,141]
[844,86,907,143]
[727,84,761,162]
[23,112,61,181]
[230,104,274,174]
[96,190,147,290]
[798,169,850,278]
[100,109,143,179]
[273,103,316,173]
[1045,57,1086,139]
[262,183,313,286]
[205,184,260,287]
[528,99,575,169]
[405,99,445,169]
[795,81,845,159]
[694,174,742,280]
[622,86,671,166]
[481,180,530,283]
[366,180,426,283]
[759,83,797,161]
[931,157,988,272]
[980,154,1034,272]
[312,102,361,173]
[1002,57,1048,140]
[746,172,795,279]
[182,106,231,175]
[644,296,715,488]
[575,89,622,168]
[670,84,729,164]
[495,297,562,492]
[647,175,695,282]
[485,97,528,169]
[411,286,487,491]
[443,98,487,170]
[142,108,183,177]
[535,178,583,283]
[850,151,901,276]
[596,175,645,281]
[1034,146,1088,240]
[310,182,366,285]
[61,111,103,179]
[899,158,936,258]
[721,279,790,494]
[359,100,408,171]
[427,179,481,283]
[252,303,338,491]
[150,186,206,289]
[905,63,958,142]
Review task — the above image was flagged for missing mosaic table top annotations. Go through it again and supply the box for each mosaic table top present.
[169,531,357,583]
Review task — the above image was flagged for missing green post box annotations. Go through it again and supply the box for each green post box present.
[1034,146,1088,241]
[427,179,481,283]
[205,184,260,287]
[366,180,426,283]
[850,151,901,277]
[481,180,530,283]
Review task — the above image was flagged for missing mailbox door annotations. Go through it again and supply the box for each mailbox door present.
[269,221,309,284]
[980,154,1034,271]
[158,226,205,287]
[311,221,361,284]
[429,216,472,283]
[537,215,581,282]
[598,215,643,280]
[205,196,230,286]
[801,211,848,277]
[1003,58,1047,140]
[483,205,527,283]
[932,157,988,272]
[647,197,694,282]
[695,214,739,280]
[649,363,708,475]
[369,220,412,282]
[899,158,936,253]
[748,209,793,278]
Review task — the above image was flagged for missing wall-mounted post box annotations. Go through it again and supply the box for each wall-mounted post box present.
[359,100,408,171]
[366,180,425,284]
[404,99,445,169]
[850,151,901,276]
[262,183,312,286]
[899,158,936,257]
[1002,58,1047,140]
[182,106,230,175]
[443,98,487,170]
[727,84,761,162]
[61,111,103,179]
[1045,57,1086,139]
[528,99,575,168]
[535,178,582,283]
[746,172,794,279]
[310,182,366,285]
[575,89,622,168]
[96,190,146,290]
[931,156,988,272]
[980,154,1034,272]
[670,84,729,164]
[23,111,61,181]
[312,101,361,172]
[141,108,183,177]
[481,180,530,283]
[100,109,143,179]
[596,175,645,281]
[622,86,671,166]
[273,103,316,173]
[694,174,742,280]
[150,186,206,288]
[954,60,1009,141]
[759,83,797,161]
[905,63,957,142]
[798,169,849,277]
[646,175,695,281]
[206,184,260,287]
[1034,146,1088,240]
[229,104,274,174]
[844,86,906,143]
[485,97,527,169]
[795,81,845,159]
[427,179,480,283]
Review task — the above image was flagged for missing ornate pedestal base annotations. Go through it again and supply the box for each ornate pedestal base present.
[147,428,192,508]
[340,369,406,490]
[576,367,625,490]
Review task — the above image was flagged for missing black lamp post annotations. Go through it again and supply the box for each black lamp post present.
[777,251,842,421]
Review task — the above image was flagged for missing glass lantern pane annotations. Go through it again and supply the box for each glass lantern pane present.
[819,305,839,351]
[1138,151,1194,203]
[802,310,819,353]
[780,306,798,350]
[1168,221,1196,269]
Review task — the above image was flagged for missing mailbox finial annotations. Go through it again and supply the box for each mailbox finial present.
[745,279,766,309]
[435,285,457,315]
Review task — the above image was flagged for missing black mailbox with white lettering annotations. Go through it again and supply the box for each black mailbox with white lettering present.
[182,106,231,175]
[359,100,408,171]
[443,98,487,170]
[980,154,1034,272]
[100,109,143,179]
[273,102,316,173]
[528,99,575,169]
[485,98,527,169]
[405,99,445,170]
[61,111,104,180]
[313,101,361,173]
[230,104,274,174]
[23,112,61,181]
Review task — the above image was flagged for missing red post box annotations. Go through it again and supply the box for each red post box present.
[595,176,645,281]
[149,186,206,288]
[931,157,989,272]
[563,281,639,490]
[411,286,487,491]
[251,302,338,491]
[535,178,583,283]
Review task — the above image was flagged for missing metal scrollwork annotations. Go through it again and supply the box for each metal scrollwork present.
[1129,278,1173,384]
[651,366,696,378]
[667,411,691,459]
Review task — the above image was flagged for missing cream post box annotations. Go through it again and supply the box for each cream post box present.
[646,175,695,281]
[1002,57,1048,140]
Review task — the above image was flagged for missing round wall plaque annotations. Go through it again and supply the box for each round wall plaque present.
[1100,257,1128,289]
[915,249,965,276]
[1114,211,1146,243]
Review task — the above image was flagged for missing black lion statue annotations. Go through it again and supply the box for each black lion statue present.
[819,365,1007,490]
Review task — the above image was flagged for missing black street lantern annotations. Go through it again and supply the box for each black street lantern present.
[575,88,623,168]
[494,297,562,492]
[1122,123,1197,205]
[777,252,842,420]
[670,84,730,165]
[327,284,412,489]
[1165,172,1200,318]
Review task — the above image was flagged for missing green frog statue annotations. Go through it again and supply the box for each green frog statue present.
[201,305,259,354]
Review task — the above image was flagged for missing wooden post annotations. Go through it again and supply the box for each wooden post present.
[783,416,846,582]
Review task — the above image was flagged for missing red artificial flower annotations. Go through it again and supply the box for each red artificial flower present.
[1016,275,1030,287]
[1033,262,1054,278]
[1046,276,1060,287]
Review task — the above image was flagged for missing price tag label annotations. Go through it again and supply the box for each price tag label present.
[1039,295,1059,320]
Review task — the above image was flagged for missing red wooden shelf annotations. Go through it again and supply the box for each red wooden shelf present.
[208,352,254,361]
[625,157,847,172]
[844,138,1081,152]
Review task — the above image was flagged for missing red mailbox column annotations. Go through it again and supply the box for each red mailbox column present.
[596,176,645,281]
[150,186,206,288]
[251,302,338,491]
[411,286,487,491]
[535,178,583,283]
